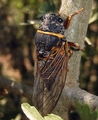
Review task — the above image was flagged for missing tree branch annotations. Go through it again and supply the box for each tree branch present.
[53,86,98,119]
[59,0,93,85]
[0,76,32,100]
[52,0,93,119]
[63,86,98,110]
[0,77,98,112]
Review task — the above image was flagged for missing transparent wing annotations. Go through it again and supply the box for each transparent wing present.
[33,43,69,116]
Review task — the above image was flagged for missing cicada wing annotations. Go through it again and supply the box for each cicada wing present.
[33,46,69,116]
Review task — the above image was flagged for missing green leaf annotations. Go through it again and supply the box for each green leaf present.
[21,103,63,120]
[44,114,63,120]
[77,101,98,120]
[21,103,44,120]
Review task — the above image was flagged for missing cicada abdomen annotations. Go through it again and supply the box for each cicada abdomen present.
[33,8,84,116]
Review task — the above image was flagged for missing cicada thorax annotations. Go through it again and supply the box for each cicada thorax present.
[35,32,60,58]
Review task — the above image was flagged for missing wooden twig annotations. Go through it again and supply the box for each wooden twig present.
[0,76,32,100]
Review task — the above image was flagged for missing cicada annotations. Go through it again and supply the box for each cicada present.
[33,8,84,116]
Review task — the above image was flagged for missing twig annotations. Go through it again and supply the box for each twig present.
[0,76,32,100]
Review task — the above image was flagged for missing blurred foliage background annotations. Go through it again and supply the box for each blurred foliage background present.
[0,0,97,120]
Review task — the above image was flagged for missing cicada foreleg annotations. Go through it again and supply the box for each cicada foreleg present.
[64,8,84,29]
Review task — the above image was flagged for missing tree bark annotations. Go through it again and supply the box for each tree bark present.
[52,0,93,119]
[59,0,93,85]
[0,76,33,100]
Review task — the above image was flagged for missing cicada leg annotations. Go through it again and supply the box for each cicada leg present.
[64,8,84,29]
[68,41,84,58]
[63,41,69,56]
[68,49,73,59]
[68,41,84,51]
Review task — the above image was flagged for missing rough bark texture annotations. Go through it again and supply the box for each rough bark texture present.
[52,0,93,120]
[59,0,93,85]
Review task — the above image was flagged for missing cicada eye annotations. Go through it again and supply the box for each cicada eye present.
[57,17,63,23]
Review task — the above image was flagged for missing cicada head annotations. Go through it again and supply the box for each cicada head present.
[39,14,65,34]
